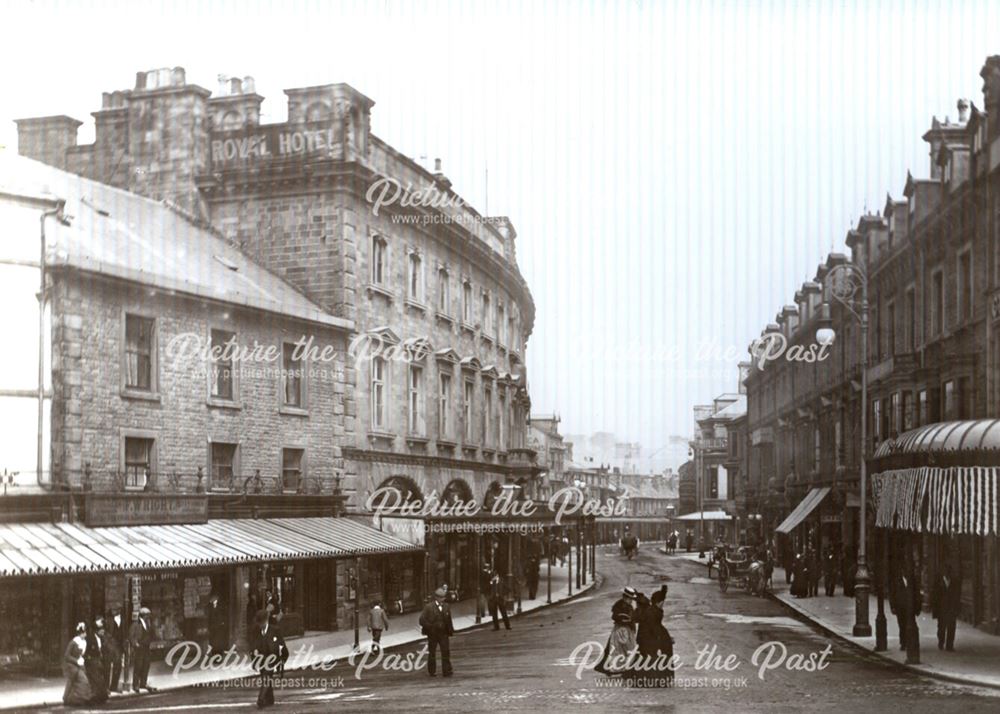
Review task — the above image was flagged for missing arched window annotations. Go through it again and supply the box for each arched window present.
[305,102,331,122]
[441,479,473,505]
[373,475,423,510]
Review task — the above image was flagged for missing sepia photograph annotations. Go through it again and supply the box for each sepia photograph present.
[0,0,999,711]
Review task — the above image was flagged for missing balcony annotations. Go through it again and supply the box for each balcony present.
[507,447,538,471]
[693,437,727,451]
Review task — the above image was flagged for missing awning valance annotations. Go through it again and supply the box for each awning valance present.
[872,467,999,535]
[0,517,421,578]
[775,487,830,534]
[676,510,731,521]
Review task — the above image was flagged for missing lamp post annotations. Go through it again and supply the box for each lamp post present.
[817,261,873,639]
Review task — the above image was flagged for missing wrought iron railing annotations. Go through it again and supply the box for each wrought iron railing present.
[82,464,342,496]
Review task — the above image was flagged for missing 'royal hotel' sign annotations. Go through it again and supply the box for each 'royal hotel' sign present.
[209,120,345,170]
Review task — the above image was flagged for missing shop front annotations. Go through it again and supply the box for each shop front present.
[871,420,1000,642]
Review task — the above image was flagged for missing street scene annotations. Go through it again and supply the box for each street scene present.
[2,1,1000,712]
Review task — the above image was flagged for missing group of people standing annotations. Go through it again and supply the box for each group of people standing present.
[788,544,853,599]
[594,585,674,685]
[62,606,157,707]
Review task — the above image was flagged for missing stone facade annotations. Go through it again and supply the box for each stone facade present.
[16,65,538,512]
[48,271,349,492]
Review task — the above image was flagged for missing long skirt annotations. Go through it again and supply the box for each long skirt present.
[63,664,93,706]
[602,624,637,675]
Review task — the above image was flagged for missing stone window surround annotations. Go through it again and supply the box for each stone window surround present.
[207,438,240,492]
[281,445,308,493]
[119,428,158,492]
[120,309,160,401]
[279,339,308,416]
[206,324,241,409]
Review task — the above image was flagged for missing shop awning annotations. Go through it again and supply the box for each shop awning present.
[675,510,731,521]
[872,466,999,535]
[774,487,830,534]
[0,517,421,578]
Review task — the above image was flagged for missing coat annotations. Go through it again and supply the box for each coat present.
[207,602,228,649]
[251,624,288,674]
[105,615,125,656]
[368,606,390,631]
[931,573,962,620]
[418,600,454,637]
[62,636,93,706]
[611,597,636,630]
[129,618,154,651]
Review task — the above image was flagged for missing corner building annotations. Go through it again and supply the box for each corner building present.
[16,67,540,614]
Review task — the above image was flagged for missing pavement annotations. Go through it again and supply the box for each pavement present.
[0,555,595,711]
[19,544,1000,712]
[662,547,1000,689]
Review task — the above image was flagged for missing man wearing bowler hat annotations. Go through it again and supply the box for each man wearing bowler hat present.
[419,586,455,677]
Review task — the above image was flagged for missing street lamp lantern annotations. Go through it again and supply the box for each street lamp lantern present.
[818,261,874,640]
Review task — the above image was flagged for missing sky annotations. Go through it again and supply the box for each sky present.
[2,0,998,455]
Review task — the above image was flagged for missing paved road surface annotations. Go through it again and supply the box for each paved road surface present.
[35,546,1000,713]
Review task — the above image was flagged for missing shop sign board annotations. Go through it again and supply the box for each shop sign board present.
[85,494,209,527]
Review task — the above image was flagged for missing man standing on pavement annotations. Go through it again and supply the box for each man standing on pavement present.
[932,561,961,651]
[488,569,511,631]
[129,607,157,693]
[206,592,229,663]
[419,586,455,677]
[368,600,390,654]
[105,605,125,693]
[252,609,288,708]
[526,553,540,600]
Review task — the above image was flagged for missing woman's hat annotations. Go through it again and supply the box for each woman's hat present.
[75,622,86,635]
[434,586,447,599]
[138,606,151,615]
[622,586,637,599]
[651,585,668,605]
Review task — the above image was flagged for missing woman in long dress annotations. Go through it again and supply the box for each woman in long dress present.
[635,586,674,685]
[85,617,109,704]
[62,623,93,707]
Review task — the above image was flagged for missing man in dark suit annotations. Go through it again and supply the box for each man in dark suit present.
[105,605,125,693]
[251,609,288,708]
[206,593,229,663]
[488,570,511,631]
[525,554,540,600]
[129,607,157,692]
[932,561,961,651]
[419,586,455,677]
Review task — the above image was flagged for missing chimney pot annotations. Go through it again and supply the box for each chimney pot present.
[434,158,442,172]
[958,98,970,122]
[243,76,255,93]
[230,77,241,95]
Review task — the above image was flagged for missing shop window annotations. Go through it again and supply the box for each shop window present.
[209,329,236,401]
[210,442,237,490]
[124,437,153,490]
[124,314,155,392]
[281,342,304,409]
[282,448,304,492]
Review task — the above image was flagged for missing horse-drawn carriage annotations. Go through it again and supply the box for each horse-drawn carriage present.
[620,534,639,560]
[714,545,770,596]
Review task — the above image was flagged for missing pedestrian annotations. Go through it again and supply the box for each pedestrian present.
[251,609,288,708]
[890,567,921,663]
[807,547,820,598]
[823,546,838,597]
[206,592,229,663]
[488,569,511,630]
[685,530,694,553]
[526,553,540,600]
[931,561,961,652]
[62,622,93,707]
[635,585,673,686]
[367,600,390,653]
[85,616,109,704]
[129,606,157,693]
[790,553,807,598]
[419,586,455,677]
[595,586,638,675]
[842,550,856,597]
[105,605,125,694]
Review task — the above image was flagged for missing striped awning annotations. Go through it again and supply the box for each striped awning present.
[872,466,999,536]
[0,517,420,578]
[774,487,830,534]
